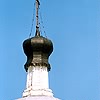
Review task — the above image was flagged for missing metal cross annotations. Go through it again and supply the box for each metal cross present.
[36,0,40,36]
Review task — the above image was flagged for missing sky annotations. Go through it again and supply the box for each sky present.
[0,0,100,100]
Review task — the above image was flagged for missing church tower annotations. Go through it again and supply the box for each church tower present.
[17,0,60,100]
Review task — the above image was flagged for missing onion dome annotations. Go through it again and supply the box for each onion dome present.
[23,31,53,72]
[23,0,53,72]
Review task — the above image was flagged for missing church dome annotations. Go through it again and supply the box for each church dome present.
[23,33,53,72]
[23,35,53,57]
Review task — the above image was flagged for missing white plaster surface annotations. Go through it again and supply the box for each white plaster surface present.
[23,66,53,97]
[17,96,60,100]
[27,66,49,89]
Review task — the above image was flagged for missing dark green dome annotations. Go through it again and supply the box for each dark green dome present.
[23,35,53,72]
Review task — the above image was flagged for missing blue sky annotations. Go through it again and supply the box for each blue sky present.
[0,0,100,100]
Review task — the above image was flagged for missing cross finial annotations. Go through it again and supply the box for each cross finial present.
[35,0,40,36]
